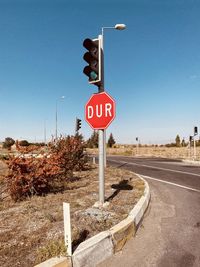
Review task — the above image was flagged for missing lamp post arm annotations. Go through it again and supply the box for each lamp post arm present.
[102,26,115,36]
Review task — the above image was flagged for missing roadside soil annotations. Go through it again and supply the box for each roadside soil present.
[0,160,144,267]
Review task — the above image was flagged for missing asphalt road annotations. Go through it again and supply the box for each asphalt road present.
[98,156,200,267]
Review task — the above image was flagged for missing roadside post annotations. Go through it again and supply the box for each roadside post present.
[63,202,72,256]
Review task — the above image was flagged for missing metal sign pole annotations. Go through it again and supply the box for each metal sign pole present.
[99,129,105,204]
[98,34,105,204]
[100,32,107,168]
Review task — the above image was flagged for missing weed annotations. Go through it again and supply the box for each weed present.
[35,238,67,264]
[44,212,57,223]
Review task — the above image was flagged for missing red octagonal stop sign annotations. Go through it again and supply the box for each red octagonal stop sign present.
[85,92,116,130]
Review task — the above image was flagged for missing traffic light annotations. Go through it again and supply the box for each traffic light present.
[75,118,81,132]
[194,126,198,136]
[83,37,101,85]
[189,136,193,142]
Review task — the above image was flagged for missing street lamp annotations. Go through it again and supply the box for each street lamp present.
[98,23,126,205]
[115,24,126,30]
[55,96,65,139]
[102,23,126,35]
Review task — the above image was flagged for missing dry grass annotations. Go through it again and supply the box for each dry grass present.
[0,160,144,267]
[87,146,200,160]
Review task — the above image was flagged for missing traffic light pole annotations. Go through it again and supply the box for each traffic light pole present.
[194,136,196,160]
[99,33,107,167]
[98,34,105,204]
[193,127,198,160]
[83,25,126,205]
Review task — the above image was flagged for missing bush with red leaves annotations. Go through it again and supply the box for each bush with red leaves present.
[6,135,88,201]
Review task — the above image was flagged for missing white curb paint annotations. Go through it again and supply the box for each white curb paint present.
[72,231,113,267]
[129,177,150,226]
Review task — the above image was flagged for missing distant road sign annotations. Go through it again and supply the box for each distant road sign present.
[85,92,115,129]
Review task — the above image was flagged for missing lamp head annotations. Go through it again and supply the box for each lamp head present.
[115,24,126,30]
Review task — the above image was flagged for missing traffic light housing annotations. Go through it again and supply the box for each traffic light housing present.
[76,118,81,132]
[189,136,193,142]
[83,37,101,86]
[194,126,198,136]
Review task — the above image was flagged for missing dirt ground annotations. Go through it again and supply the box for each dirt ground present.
[0,160,144,267]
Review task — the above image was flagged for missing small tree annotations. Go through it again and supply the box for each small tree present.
[181,138,186,147]
[87,131,98,148]
[175,135,181,147]
[107,133,116,148]
[2,137,15,150]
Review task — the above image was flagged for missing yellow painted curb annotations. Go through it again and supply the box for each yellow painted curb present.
[110,217,136,252]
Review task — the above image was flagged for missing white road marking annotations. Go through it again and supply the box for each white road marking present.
[108,158,200,192]
[141,175,200,193]
[108,159,200,177]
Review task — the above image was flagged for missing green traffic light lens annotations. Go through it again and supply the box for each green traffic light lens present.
[90,71,98,80]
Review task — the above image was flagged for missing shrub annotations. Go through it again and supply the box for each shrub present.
[6,155,62,201]
[29,142,46,147]
[165,143,176,147]
[5,135,88,201]
[35,239,66,264]
[51,135,87,171]
[2,137,15,150]
[19,140,29,146]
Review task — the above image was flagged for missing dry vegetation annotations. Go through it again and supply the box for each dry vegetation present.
[88,146,200,160]
[0,160,144,267]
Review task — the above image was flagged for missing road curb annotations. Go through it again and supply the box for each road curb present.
[34,256,72,267]
[72,231,113,267]
[35,174,150,267]
[129,176,150,226]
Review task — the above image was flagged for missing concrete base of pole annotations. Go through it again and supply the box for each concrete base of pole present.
[93,201,110,209]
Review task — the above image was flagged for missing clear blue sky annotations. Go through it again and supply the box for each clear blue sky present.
[0,0,200,144]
